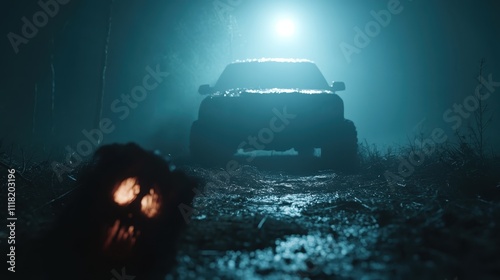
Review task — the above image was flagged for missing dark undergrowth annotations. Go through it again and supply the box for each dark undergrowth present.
[358,138,500,199]
[1,137,499,279]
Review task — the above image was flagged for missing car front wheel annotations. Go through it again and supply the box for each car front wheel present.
[321,119,359,172]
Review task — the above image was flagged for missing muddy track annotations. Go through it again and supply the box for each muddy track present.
[167,166,500,279]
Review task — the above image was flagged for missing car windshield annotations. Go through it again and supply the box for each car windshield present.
[214,61,329,90]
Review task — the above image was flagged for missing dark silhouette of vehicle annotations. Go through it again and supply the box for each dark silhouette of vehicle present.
[190,58,358,171]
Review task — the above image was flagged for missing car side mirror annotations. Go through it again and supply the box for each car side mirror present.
[198,84,212,95]
[331,81,346,92]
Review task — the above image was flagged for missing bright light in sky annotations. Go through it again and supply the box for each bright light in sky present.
[275,19,295,37]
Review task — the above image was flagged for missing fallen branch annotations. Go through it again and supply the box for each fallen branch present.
[33,185,80,211]
[258,215,268,229]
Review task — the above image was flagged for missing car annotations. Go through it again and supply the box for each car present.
[190,58,358,171]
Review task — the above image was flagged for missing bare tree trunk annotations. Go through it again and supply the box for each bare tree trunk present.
[228,15,240,63]
[455,59,492,164]
[477,59,484,159]
[50,36,56,136]
[95,0,114,134]
[32,83,38,136]
[473,58,490,161]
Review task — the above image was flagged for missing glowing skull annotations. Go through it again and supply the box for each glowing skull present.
[103,177,162,253]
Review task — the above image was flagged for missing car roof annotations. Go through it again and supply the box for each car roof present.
[215,58,329,90]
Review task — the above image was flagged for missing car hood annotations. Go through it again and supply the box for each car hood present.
[210,88,334,97]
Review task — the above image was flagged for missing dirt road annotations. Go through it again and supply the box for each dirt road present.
[167,165,500,279]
